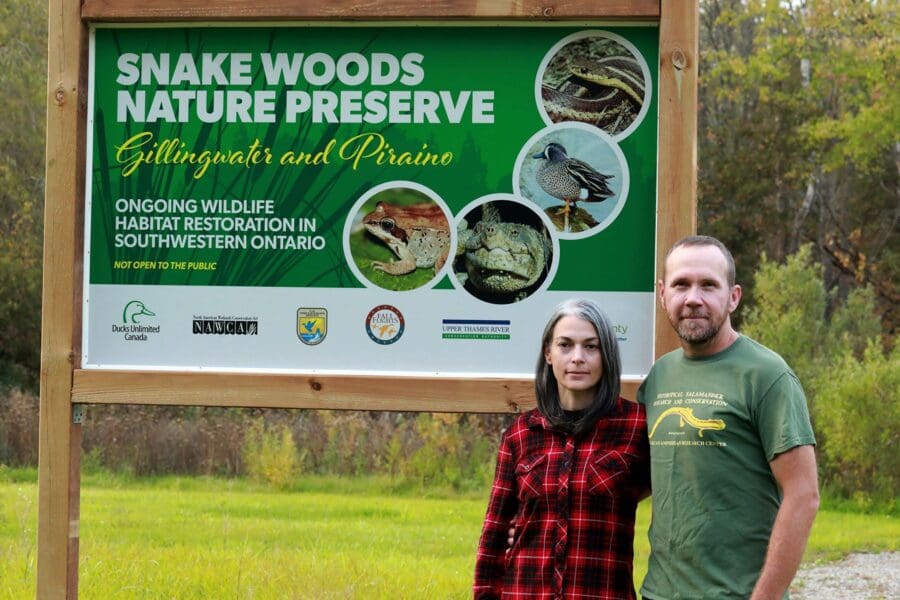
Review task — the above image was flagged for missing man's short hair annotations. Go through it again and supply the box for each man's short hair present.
[665,235,736,287]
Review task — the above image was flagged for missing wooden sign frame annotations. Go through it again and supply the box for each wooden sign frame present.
[38,1,696,597]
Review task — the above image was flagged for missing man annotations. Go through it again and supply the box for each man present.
[639,235,819,599]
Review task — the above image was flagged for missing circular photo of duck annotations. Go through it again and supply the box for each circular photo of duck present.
[344,182,453,291]
[514,122,629,239]
[536,30,651,140]
[452,195,558,305]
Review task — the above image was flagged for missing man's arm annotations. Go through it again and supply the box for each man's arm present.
[750,444,820,600]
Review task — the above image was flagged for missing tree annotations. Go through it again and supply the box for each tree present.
[742,245,896,502]
[742,246,828,388]
[698,0,898,338]
[0,0,47,390]
[743,244,883,387]
[815,340,899,501]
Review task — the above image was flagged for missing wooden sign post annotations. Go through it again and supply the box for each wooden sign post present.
[38,1,697,597]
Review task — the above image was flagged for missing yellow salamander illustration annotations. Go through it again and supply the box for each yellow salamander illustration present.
[649,407,726,438]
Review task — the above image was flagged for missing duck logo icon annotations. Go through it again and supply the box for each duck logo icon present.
[113,300,161,341]
[297,308,327,346]
[123,300,155,324]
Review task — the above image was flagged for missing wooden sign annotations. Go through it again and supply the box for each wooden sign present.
[39,1,697,597]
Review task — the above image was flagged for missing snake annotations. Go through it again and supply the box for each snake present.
[541,55,645,129]
[648,407,726,439]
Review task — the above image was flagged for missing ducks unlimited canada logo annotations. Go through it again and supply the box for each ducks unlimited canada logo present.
[366,305,404,345]
[112,300,160,341]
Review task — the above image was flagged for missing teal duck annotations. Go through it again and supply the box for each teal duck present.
[532,142,614,231]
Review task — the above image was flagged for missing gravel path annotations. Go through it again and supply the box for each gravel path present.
[791,552,900,599]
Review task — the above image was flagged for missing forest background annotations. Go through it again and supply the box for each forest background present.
[0,0,897,508]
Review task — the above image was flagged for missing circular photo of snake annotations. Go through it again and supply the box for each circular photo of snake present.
[344,181,453,291]
[514,122,630,239]
[451,195,558,305]
[536,30,652,140]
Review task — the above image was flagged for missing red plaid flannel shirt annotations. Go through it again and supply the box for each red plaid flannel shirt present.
[474,398,650,600]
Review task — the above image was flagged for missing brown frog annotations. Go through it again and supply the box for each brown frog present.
[363,201,451,276]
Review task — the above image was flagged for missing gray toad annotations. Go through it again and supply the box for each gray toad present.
[457,203,551,298]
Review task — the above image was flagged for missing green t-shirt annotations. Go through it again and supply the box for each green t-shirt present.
[637,335,815,600]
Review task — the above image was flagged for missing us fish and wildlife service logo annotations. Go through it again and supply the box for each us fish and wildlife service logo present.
[366,305,404,345]
[297,308,327,346]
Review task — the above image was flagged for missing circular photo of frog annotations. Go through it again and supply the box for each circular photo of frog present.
[514,122,629,240]
[536,30,652,141]
[452,195,558,304]
[345,182,453,291]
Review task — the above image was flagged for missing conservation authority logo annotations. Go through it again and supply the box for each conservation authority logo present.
[112,299,160,341]
[366,305,404,345]
[297,308,327,346]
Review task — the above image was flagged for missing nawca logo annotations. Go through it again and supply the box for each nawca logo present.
[123,300,155,324]
[297,308,327,346]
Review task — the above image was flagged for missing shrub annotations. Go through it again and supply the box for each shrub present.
[742,245,828,387]
[242,421,303,489]
[814,339,899,502]
[2,394,509,491]
[741,246,896,501]
[0,389,38,466]
[82,405,247,476]
[403,413,500,492]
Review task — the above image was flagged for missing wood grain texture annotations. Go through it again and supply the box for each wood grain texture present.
[73,370,641,411]
[37,0,88,597]
[81,0,660,21]
[655,0,698,358]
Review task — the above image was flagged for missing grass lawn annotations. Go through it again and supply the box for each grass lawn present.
[1,470,897,598]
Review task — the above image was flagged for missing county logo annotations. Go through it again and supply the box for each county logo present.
[297,308,327,346]
[649,407,726,439]
[366,305,404,345]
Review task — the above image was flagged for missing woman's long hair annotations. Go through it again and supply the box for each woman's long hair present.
[534,298,621,435]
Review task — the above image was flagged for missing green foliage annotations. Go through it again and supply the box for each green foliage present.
[0,0,47,391]
[743,245,828,385]
[318,410,387,476]
[798,0,900,174]
[404,414,497,492]
[742,246,897,503]
[827,285,883,358]
[242,422,304,489]
[815,340,899,501]
[698,0,898,336]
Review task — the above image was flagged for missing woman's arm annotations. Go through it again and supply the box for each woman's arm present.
[473,429,519,599]
[629,400,652,501]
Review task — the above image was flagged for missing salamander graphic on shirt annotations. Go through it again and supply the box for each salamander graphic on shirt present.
[648,407,726,439]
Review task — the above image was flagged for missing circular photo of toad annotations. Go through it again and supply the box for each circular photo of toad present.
[452,195,558,305]
[344,182,453,291]
[536,30,651,140]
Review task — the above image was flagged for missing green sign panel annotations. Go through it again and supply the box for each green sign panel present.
[84,25,659,377]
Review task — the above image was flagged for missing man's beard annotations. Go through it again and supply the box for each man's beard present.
[673,310,725,345]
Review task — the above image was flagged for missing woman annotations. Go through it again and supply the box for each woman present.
[473,299,650,599]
